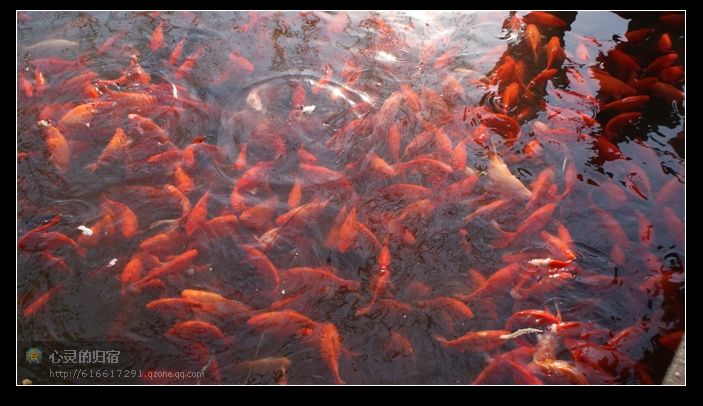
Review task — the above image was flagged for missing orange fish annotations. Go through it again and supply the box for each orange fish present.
[399,83,421,112]
[434,46,459,69]
[601,95,649,112]
[19,70,33,97]
[86,127,132,172]
[356,263,391,316]
[97,32,124,55]
[604,112,641,139]
[524,24,541,62]
[657,33,672,53]
[150,21,164,51]
[165,320,229,348]
[282,267,360,293]
[314,323,346,384]
[336,205,358,253]
[174,165,194,194]
[287,177,303,208]
[527,68,558,89]
[644,52,678,75]
[58,101,111,128]
[459,263,520,302]
[651,81,684,103]
[229,51,255,73]
[435,330,510,352]
[44,125,70,173]
[247,309,317,337]
[101,197,139,238]
[590,68,636,97]
[523,11,567,28]
[185,192,209,236]
[169,38,186,66]
[659,65,684,84]
[132,249,198,289]
[175,47,204,79]
[492,203,557,248]
[242,246,280,292]
[240,195,279,230]
[501,82,521,111]
[545,36,565,69]
[23,287,60,318]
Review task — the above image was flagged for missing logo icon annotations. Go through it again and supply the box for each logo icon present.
[26,348,42,365]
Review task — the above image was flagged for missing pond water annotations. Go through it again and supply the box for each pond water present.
[17,11,684,385]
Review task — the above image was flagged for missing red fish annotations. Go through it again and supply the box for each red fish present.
[314,323,346,384]
[545,36,565,69]
[19,70,33,97]
[185,192,209,236]
[240,195,279,230]
[131,249,198,289]
[527,68,558,89]
[435,330,510,352]
[228,51,255,73]
[601,95,649,112]
[44,125,71,173]
[624,28,653,45]
[644,53,678,75]
[501,82,521,111]
[165,320,229,348]
[282,267,360,293]
[523,11,567,28]
[651,81,684,103]
[459,263,521,302]
[604,112,641,139]
[492,203,557,249]
[590,69,636,97]
[659,65,684,84]
[169,38,186,66]
[247,309,317,337]
[660,13,684,28]
[356,268,391,316]
[242,246,280,292]
[101,197,139,238]
[657,33,672,53]
[150,21,164,51]
[86,127,131,172]
[434,46,459,69]
[22,287,60,318]
[524,24,541,62]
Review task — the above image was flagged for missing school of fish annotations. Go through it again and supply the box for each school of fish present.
[17,11,684,384]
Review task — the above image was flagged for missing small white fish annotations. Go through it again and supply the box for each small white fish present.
[487,154,532,200]
[302,105,316,114]
[77,225,94,236]
[246,90,263,111]
[24,39,79,59]
[107,258,118,267]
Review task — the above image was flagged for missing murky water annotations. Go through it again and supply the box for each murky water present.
[17,11,684,385]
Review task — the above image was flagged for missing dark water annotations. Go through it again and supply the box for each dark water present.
[17,11,684,385]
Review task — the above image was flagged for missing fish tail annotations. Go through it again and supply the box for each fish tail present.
[490,221,513,249]
[433,335,450,346]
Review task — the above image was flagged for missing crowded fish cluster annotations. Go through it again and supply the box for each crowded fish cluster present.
[17,11,684,384]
